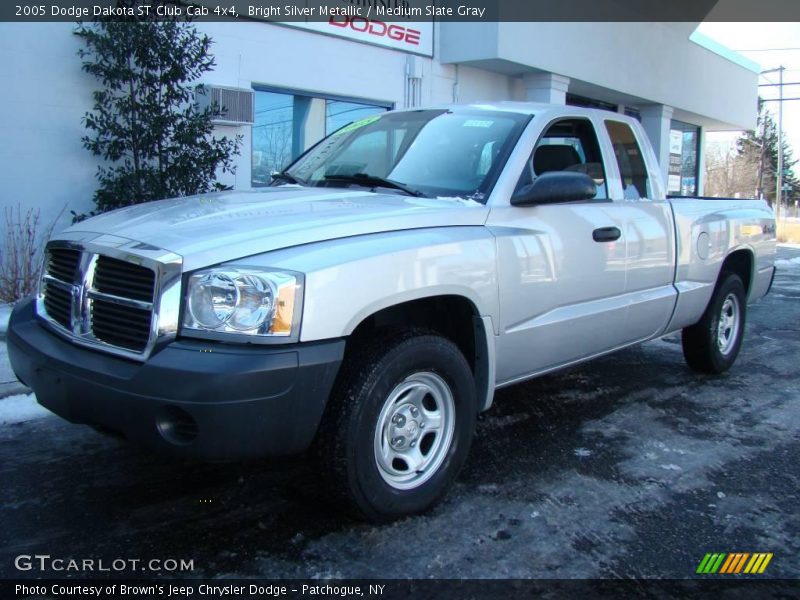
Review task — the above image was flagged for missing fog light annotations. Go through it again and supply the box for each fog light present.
[156,406,198,445]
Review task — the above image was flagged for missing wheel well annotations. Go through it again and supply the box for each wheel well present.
[721,249,754,295]
[349,295,479,372]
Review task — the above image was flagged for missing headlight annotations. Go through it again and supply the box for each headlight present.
[182,268,301,338]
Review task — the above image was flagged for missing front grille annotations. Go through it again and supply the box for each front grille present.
[42,280,71,329]
[91,300,152,351]
[40,244,159,357]
[47,248,81,283]
[94,255,155,302]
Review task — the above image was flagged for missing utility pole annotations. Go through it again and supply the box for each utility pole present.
[776,66,785,223]
[756,118,766,200]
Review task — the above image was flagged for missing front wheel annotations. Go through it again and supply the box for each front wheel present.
[682,272,747,374]
[315,329,477,522]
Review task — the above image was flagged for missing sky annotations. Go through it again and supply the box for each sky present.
[697,22,800,162]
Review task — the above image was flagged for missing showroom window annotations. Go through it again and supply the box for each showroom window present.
[252,88,391,187]
[566,93,618,113]
[667,119,701,197]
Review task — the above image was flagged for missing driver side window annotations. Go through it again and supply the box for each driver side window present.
[515,118,608,200]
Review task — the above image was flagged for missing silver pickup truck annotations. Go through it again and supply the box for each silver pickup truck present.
[8,103,775,521]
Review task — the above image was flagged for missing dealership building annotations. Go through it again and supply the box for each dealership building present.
[1,15,760,228]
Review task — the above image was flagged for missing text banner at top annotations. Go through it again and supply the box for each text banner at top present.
[4,0,800,22]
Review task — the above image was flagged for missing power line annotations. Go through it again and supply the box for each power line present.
[734,47,800,52]
[759,82,800,87]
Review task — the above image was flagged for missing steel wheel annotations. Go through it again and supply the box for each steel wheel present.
[716,293,741,356]
[373,371,456,490]
[682,272,747,374]
[316,329,476,521]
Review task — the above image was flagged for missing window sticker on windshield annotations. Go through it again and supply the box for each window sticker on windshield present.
[335,115,382,135]
[463,119,494,128]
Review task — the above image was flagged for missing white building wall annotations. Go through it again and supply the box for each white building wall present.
[0,23,97,231]
[0,20,524,232]
[440,22,759,131]
[0,20,757,235]
[640,104,676,186]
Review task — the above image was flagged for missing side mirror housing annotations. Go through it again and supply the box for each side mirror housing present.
[511,171,597,206]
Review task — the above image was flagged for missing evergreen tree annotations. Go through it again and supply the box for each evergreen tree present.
[75,2,240,219]
[736,100,798,205]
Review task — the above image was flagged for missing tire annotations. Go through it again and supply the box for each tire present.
[682,272,747,374]
[315,328,477,522]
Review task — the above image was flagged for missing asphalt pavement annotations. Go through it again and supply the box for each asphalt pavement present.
[1,247,798,580]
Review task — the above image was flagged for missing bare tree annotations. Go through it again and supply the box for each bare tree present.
[252,122,292,186]
[0,205,63,303]
[704,144,759,199]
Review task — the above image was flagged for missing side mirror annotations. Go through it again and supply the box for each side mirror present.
[511,171,597,206]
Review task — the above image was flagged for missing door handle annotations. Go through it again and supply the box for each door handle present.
[593,226,621,242]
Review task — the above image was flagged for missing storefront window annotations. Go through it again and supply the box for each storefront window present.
[252,91,294,187]
[326,100,387,135]
[566,93,617,113]
[565,94,642,122]
[667,119,700,197]
[624,107,642,122]
[252,88,389,187]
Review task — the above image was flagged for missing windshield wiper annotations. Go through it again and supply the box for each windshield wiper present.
[271,171,305,186]
[323,173,424,197]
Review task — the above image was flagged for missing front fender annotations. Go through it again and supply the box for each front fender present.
[230,227,499,342]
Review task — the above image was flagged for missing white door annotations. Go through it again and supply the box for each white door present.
[602,119,677,342]
[489,116,631,384]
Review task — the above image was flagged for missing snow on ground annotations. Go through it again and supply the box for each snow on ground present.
[0,303,11,336]
[775,256,800,268]
[0,393,48,425]
[0,342,13,382]
[0,342,26,401]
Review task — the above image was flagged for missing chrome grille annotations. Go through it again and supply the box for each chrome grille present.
[91,300,152,351]
[37,239,181,360]
[42,280,72,329]
[93,255,155,303]
[47,248,81,283]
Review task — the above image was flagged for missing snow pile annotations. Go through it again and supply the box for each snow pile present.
[0,393,49,425]
[0,303,11,335]
[775,256,800,269]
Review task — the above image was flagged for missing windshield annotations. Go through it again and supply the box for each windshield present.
[280,109,530,201]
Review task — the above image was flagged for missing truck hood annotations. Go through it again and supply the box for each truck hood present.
[61,187,489,271]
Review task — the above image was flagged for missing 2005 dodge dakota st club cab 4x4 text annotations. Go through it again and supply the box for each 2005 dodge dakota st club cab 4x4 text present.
[8,104,776,521]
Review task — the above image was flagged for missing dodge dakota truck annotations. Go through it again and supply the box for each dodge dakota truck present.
[8,103,776,521]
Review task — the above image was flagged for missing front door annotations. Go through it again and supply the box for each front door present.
[489,116,631,384]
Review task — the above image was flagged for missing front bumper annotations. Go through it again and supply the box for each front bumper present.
[7,298,344,460]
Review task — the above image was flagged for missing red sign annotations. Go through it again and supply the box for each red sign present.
[328,16,421,46]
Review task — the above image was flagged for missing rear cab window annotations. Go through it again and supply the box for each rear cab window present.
[604,120,652,200]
